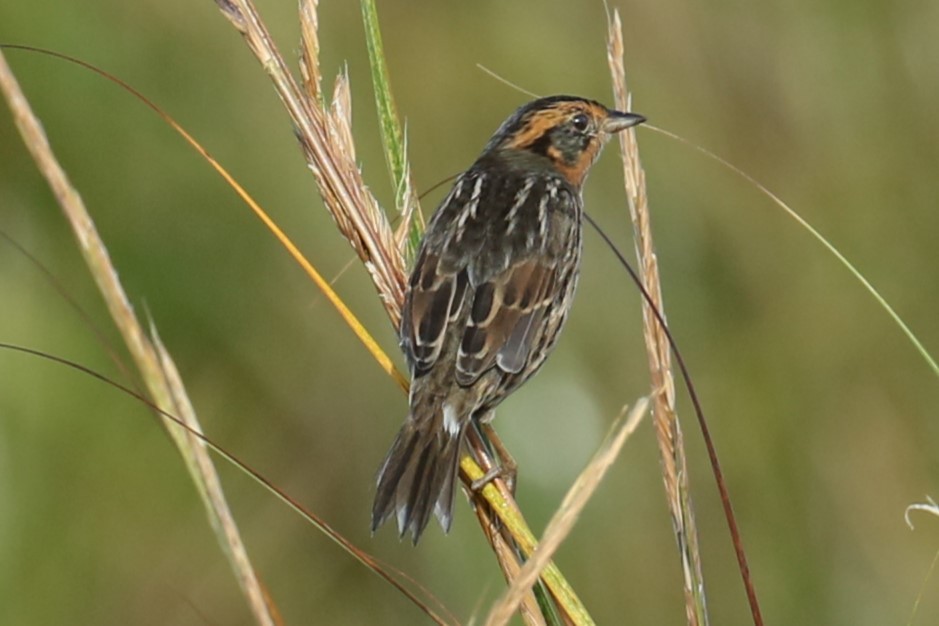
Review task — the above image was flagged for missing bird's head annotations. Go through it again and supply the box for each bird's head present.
[483,95,645,187]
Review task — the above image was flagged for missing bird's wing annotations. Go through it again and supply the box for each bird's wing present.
[454,257,559,384]
[400,248,469,374]
[400,170,574,384]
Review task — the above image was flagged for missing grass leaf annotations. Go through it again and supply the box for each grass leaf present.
[360,0,424,259]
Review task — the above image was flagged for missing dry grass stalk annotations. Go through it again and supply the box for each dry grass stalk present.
[459,451,594,624]
[298,0,322,102]
[606,10,709,626]
[485,398,650,626]
[0,49,277,626]
[475,503,547,626]
[460,432,545,626]
[217,0,406,324]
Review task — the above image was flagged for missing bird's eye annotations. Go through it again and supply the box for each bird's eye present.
[571,113,590,132]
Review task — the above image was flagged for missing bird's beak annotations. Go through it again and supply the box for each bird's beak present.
[602,111,646,134]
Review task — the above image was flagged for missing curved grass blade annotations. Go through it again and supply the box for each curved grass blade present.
[0,44,409,393]
[644,124,939,380]
[0,343,457,626]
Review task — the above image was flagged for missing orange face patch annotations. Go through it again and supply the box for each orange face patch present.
[501,101,610,186]
[502,101,606,150]
[549,141,604,187]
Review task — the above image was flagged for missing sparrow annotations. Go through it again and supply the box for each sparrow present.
[372,95,645,543]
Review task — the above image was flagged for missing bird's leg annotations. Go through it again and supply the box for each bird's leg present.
[467,415,517,495]
[462,421,503,541]
[478,422,518,495]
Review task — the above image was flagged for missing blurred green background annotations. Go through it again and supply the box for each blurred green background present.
[2,0,938,624]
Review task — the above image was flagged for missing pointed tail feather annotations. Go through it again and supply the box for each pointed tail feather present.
[372,405,465,544]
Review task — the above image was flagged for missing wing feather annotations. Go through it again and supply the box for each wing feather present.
[401,169,577,386]
[456,258,559,384]
[402,252,453,372]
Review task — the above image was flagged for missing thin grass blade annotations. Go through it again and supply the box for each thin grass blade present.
[0,49,277,626]
[359,0,423,258]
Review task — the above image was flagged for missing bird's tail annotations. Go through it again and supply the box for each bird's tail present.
[371,401,465,544]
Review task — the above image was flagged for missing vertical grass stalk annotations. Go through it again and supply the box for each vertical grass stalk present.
[606,10,710,626]
[360,0,424,259]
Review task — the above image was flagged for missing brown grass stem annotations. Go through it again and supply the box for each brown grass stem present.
[0,49,277,626]
[217,0,406,324]
[606,11,709,626]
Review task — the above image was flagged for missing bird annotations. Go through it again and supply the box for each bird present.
[371,95,645,543]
